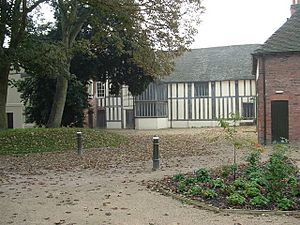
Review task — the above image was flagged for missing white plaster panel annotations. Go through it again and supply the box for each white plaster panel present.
[107,122,122,129]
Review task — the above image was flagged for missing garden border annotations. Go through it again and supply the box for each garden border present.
[160,188,300,216]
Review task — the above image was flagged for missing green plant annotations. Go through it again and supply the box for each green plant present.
[226,193,246,206]
[184,177,197,186]
[212,178,225,189]
[221,164,236,178]
[245,182,261,198]
[245,150,261,174]
[178,181,187,193]
[277,198,294,211]
[250,195,269,207]
[173,173,185,182]
[218,113,242,180]
[265,144,298,200]
[195,168,211,182]
[232,178,247,190]
[188,185,203,196]
[201,189,218,199]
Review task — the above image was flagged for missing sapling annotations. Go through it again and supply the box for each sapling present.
[218,113,242,180]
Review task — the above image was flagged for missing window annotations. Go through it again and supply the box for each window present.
[135,83,168,117]
[242,103,254,118]
[96,82,105,98]
[194,82,209,97]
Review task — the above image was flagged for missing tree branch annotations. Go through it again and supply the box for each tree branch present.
[26,0,48,13]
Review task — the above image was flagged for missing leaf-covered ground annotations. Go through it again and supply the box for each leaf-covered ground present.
[0,128,125,155]
[1,127,300,225]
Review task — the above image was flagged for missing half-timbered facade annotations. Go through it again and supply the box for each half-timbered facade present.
[87,44,259,129]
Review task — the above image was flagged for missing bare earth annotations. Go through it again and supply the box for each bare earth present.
[1,127,300,225]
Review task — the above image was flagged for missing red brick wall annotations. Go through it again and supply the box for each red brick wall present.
[257,53,300,144]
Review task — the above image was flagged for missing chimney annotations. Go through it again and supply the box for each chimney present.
[291,0,300,15]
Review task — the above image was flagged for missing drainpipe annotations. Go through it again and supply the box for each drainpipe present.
[261,56,267,145]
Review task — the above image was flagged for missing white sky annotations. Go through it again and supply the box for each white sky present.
[191,0,292,48]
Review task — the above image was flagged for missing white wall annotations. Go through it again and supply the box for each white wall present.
[135,118,168,130]
[6,72,25,128]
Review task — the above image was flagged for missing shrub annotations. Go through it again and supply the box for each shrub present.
[178,181,187,193]
[195,168,211,182]
[221,164,236,178]
[212,178,225,189]
[245,150,261,174]
[245,182,261,198]
[265,144,298,200]
[277,198,294,211]
[173,173,185,182]
[232,178,247,190]
[184,177,197,186]
[226,193,246,206]
[250,195,269,207]
[188,185,203,196]
[201,189,218,199]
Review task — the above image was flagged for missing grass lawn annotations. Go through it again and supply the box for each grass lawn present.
[0,128,126,155]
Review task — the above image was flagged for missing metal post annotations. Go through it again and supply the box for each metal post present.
[152,136,160,170]
[77,131,83,156]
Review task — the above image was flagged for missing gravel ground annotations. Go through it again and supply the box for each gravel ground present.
[0,127,300,225]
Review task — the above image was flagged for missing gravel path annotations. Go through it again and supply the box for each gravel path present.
[1,127,300,225]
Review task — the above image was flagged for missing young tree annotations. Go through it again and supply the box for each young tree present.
[0,0,48,129]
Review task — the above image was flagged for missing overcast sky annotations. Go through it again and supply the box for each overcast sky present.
[191,0,292,48]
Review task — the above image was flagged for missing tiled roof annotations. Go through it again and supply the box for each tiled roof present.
[163,44,260,83]
[254,5,300,54]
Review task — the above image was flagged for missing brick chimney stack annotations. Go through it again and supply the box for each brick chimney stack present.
[291,0,300,15]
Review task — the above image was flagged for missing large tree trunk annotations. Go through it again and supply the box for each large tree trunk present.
[46,75,69,128]
[0,63,10,129]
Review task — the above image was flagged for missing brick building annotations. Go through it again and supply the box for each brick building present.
[253,1,300,144]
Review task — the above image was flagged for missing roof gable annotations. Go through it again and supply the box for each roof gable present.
[163,44,260,83]
[254,6,300,54]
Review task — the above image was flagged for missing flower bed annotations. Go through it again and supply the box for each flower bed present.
[148,145,300,211]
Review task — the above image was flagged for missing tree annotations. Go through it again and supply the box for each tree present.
[47,0,204,127]
[15,74,89,127]
[1,0,204,128]
[0,0,48,129]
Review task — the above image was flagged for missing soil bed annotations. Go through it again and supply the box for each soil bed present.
[147,162,300,211]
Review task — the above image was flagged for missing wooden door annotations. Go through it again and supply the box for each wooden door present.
[126,109,134,129]
[96,110,106,128]
[271,100,289,143]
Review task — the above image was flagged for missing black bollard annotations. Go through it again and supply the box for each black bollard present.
[152,136,160,170]
[77,131,83,156]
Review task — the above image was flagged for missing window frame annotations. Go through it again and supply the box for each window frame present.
[194,82,209,97]
[96,82,105,98]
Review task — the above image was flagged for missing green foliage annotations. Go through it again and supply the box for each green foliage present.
[184,177,197,186]
[245,151,261,173]
[201,189,218,199]
[188,185,203,196]
[277,198,294,211]
[178,181,187,193]
[250,195,269,207]
[15,75,89,127]
[195,168,211,182]
[232,178,247,190]
[212,178,225,189]
[244,182,261,198]
[221,165,236,178]
[173,173,185,182]
[169,147,300,211]
[226,193,246,206]
[0,128,126,155]
[265,144,297,201]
